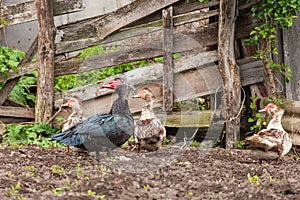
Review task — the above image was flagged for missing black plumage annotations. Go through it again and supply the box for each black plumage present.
[52,77,134,159]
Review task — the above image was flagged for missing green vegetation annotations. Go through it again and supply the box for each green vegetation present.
[87,190,106,199]
[245,0,300,97]
[2,122,63,147]
[247,173,261,186]
[51,165,64,176]
[7,182,26,200]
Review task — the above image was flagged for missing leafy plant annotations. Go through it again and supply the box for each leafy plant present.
[0,46,24,76]
[247,173,261,186]
[248,97,264,131]
[7,182,26,200]
[51,165,64,176]
[75,163,83,178]
[2,122,63,147]
[191,140,200,147]
[245,0,300,97]
[87,190,105,199]
[9,72,37,107]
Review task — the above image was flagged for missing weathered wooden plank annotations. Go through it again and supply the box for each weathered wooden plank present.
[284,12,300,100]
[75,59,264,117]
[56,9,219,54]
[0,106,34,118]
[53,52,265,109]
[162,7,174,111]
[0,0,84,27]
[59,0,181,42]
[126,0,220,28]
[0,23,217,83]
[54,50,219,107]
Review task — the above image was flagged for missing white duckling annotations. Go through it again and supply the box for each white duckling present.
[132,88,166,152]
[244,103,292,160]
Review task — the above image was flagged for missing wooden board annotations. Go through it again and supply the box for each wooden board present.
[0,0,84,28]
[63,58,264,117]
[0,106,34,118]
[59,0,181,41]
[54,50,219,106]
[56,9,219,54]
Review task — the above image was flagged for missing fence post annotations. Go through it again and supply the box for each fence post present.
[217,0,241,149]
[35,0,56,123]
[162,6,174,112]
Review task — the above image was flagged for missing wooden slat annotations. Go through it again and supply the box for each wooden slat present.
[0,0,84,28]
[56,9,219,54]
[0,23,217,83]
[54,50,219,107]
[162,7,174,111]
[59,0,181,42]
[77,58,264,117]
[0,106,34,118]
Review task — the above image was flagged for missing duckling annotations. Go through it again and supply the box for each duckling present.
[61,97,84,153]
[132,88,166,152]
[244,103,292,160]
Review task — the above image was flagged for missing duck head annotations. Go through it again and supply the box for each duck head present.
[102,77,135,98]
[132,88,153,102]
[259,103,284,118]
[62,97,83,112]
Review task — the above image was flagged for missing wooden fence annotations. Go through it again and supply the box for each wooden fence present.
[0,0,264,123]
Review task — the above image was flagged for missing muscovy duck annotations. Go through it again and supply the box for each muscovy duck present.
[52,77,135,159]
[244,103,292,160]
[132,88,166,152]
[61,97,85,153]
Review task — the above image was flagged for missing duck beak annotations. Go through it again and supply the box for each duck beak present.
[258,107,267,112]
[62,102,70,107]
[102,80,121,89]
[132,94,141,98]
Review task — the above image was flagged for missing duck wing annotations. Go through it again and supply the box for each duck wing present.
[245,129,286,151]
[52,113,133,149]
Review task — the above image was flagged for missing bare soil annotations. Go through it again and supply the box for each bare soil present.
[1,144,300,200]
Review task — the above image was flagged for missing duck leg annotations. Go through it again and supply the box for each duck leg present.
[66,145,70,153]
[95,151,101,161]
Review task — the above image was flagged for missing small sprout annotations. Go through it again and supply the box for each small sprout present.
[191,140,200,147]
[6,172,15,177]
[178,161,191,166]
[51,165,64,176]
[106,156,115,161]
[263,163,269,168]
[96,194,106,199]
[87,190,96,196]
[225,153,230,157]
[52,188,64,194]
[143,185,150,190]
[269,176,280,183]
[187,191,193,196]
[247,173,261,186]
[87,190,105,199]
[76,163,83,177]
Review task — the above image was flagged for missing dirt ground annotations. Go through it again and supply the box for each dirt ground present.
[1,143,300,200]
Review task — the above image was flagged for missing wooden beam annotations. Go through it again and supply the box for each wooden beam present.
[162,7,174,112]
[0,106,34,118]
[56,9,219,54]
[217,0,240,149]
[0,0,84,28]
[76,59,263,117]
[53,53,263,108]
[35,0,56,122]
